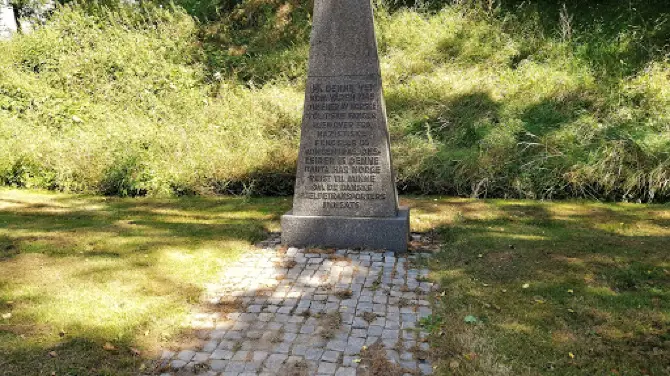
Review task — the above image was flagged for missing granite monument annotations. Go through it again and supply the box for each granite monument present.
[281,0,409,251]
[0,0,17,40]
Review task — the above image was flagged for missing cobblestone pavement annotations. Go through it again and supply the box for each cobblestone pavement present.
[155,240,436,376]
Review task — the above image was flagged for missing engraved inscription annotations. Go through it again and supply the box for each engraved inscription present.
[298,76,389,212]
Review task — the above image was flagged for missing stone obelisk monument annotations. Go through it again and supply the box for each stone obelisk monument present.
[0,0,17,40]
[281,0,409,251]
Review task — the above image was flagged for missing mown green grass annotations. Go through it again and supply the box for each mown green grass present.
[1,189,668,375]
[0,0,668,200]
[0,188,288,375]
[409,198,670,375]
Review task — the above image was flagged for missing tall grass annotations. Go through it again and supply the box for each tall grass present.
[0,2,303,196]
[0,0,668,201]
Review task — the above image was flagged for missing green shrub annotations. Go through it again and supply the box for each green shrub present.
[1,156,57,189]
[100,154,153,197]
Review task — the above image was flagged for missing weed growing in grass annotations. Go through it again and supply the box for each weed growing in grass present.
[418,314,442,332]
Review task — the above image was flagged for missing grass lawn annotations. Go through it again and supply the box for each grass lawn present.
[411,198,670,375]
[0,189,668,375]
[0,189,289,375]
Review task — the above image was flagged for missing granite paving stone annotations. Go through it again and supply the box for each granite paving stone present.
[177,350,196,362]
[321,350,340,363]
[209,360,227,371]
[335,367,357,376]
[193,352,210,363]
[156,244,435,375]
[211,349,234,360]
[317,361,337,374]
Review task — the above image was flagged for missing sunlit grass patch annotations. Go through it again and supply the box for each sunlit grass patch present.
[0,189,289,375]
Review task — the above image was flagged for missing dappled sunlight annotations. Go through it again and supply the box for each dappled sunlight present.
[485,233,549,241]
[151,243,250,287]
[163,248,198,262]
[1,254,187,350]
[1,189,72,207]
[148,207,279,221]
[0,190,107,213]
[150,216,273,229]
[550,255,587,268]
[0,189,283,374]
[0,201,80,214]
[403,197,506,232]
[544,202,670,237]
[155,244,435,375]
[114,219,155,231]
[427,197,669,375]
[498,321,534,335]
[1,190,668,374]
[596,220,670,237]
[103,234,168,248]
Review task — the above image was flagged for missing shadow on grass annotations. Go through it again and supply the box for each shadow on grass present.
[388,0,670,78]
[520,92,595,138]
[408,198,670,375]
[391,91,501,147]
[497,0,670,79]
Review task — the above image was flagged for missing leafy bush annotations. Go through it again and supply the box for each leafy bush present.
[100,153,154,197]
[1,156,57,189]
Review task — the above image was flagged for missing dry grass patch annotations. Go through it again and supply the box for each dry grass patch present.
[358,343,406,376]
[274,259,297,269]
[362,311,377,323]
[327,254,352,263]
[334,289,353,300]
[203,297,244,315]
[307,248,336,254]
[317,312,342,339]
[279,358,310,376]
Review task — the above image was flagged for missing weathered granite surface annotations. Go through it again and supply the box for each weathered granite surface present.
[291,0,396,218]
[282,208,409,252]
[283,0,408,251]
[0,1,17,40]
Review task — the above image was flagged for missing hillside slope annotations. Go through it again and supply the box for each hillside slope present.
[0,0,669,200]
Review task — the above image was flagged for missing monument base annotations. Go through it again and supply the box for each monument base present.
[281,207,409,252]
